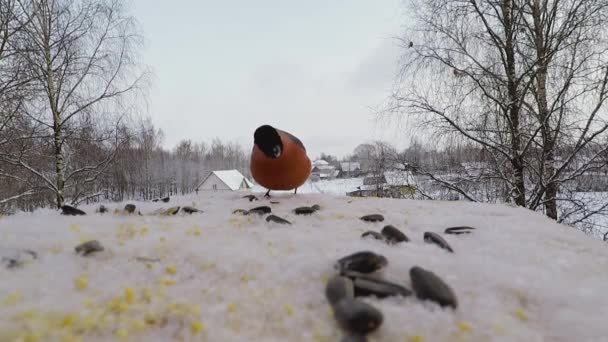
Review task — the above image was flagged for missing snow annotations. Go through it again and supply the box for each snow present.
[253,178,364,196]
[200,170,253,191]
[1,192,608,342]
[313,160,330,166]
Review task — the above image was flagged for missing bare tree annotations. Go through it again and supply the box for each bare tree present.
[1,0,149,208]
[388,0,608,231]
[0,0,37,206]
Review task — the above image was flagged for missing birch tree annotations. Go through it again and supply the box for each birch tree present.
[3,0,148,208]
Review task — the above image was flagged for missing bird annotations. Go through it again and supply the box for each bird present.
[250,125,311,198]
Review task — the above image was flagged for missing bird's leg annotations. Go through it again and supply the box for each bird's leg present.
[264,189,271,198]
[294,187,298,194]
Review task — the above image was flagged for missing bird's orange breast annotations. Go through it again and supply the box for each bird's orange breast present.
[250,132,311,190]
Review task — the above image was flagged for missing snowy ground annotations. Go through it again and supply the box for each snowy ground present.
[1,191,608,342]
[252,177,364,196]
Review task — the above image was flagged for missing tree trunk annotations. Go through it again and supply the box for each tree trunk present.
[53,125,65,208]
[43,8,65,209]
[504,0,526,207]
[532,0,558,220]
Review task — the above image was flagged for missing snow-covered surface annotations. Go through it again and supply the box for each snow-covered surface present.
[252,178,364,196]
[1,192,608,342]
[199,170,253,191]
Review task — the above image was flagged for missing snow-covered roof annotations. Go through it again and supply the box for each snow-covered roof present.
[313,165,335,171]
[313,159,329,166]
[202,170,252,191]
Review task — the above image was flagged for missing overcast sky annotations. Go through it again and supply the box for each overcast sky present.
[131,0,408,158]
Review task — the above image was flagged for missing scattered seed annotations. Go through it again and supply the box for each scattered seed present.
[242,195,258,202]
[360,214,384,222]
[75,240,104,256]
[249,206,271,215]
[266,215,291,225]
[381,225,409,244]
[352,277,413,298]
[182,206,200,214]
[335,251,388,274]
[423,232,454,253]
[61,205,86,216]
[410,266,458,309]
[444,226,476,235]
[293,206,316,215]
[326,276,355,306]
[2,257,18,268]
[333,298,383,335]
[361,231,383,240]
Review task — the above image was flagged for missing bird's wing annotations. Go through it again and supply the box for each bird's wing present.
[278,129,306,152]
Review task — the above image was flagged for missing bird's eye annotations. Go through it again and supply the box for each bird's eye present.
[272,146,282,158]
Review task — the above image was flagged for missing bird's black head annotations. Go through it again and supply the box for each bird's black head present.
[254,125,283,158]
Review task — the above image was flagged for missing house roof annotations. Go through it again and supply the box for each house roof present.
[199,170,253,191]
[313,159,329,166]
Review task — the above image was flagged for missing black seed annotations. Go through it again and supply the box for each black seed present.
[266,215,291,225]
[325,276,354,306]
[232,209,249,215]
[333,298,383,335]
[2,257,20,269]
[424,232,454,253]
[444,226,476,235]
[242,194,258,202]
[25,250,37,259]
[335,251,388,274]
[270,201,280,204]
[161,196,170,203]
[353,277,413,298]
[341,271,379,280]
[75,240,104,256]
[293,206,316,215]
[360,214,384,222]
[124,204,136,214]
[410,266,458,309]
[182,206,200,214]
[2,249,38,269]
[61,205,86,216]
[381,225,409,243]
[249,206,271,215]
[361,231,383,240]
